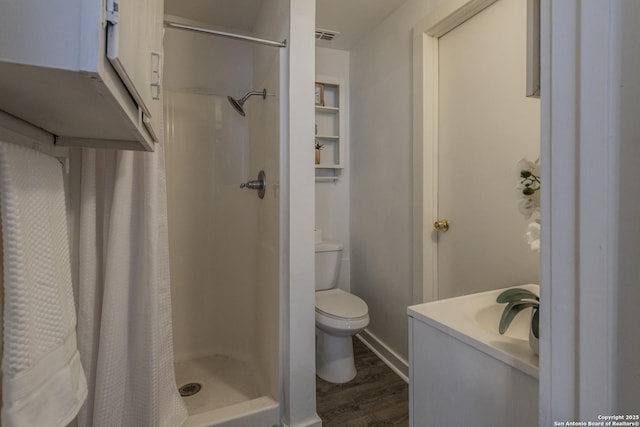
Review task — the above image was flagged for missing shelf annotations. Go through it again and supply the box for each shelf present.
[315,164,344,169]
[315,176,340,182]
[315,135,339,140]
[315,106,339,113]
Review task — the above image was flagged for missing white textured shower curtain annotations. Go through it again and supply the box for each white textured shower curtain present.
[69,134,188,426]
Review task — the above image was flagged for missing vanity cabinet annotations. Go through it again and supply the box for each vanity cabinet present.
[0,0,164,151]
[315,76,345,180]
[408,289,539,427]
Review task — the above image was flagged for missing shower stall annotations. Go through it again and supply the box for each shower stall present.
[163,16,282,426]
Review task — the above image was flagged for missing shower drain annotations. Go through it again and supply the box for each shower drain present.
[179,382,202,397]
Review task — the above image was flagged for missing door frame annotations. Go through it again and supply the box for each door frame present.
[411,0,498,305]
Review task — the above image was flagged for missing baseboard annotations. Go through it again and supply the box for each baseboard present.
[356,329,409,383]
[280,414,322,427]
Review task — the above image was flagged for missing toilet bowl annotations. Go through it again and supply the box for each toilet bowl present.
[315,240,370,383]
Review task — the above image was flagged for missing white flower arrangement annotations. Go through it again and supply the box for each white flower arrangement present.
[517,158,541,253]
[496,158,542,354]
[524,221,540,253]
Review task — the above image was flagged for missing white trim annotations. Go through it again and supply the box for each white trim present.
[417,0,498,37]
[540,1,580,420]
[541,0,620,421]
[356,330,409,383]
[411,29,436,304]
[538,0,554,421]
[577,0,615,415]
[280,416,322,427]
[411,0,498,305]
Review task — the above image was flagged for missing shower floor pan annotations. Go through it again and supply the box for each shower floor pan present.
[175,354,278,427]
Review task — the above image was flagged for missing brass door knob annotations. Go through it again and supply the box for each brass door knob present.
[433,219,450,232]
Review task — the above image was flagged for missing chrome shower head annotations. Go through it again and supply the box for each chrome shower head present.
[227,88,267,116]
[227,96,245,116]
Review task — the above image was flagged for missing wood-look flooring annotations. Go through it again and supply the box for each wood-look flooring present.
[316,337,409,426]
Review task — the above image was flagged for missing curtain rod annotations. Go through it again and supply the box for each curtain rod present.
[164,21,287,48]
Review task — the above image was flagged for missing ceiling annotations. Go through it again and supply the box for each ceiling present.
[163,0,408,51]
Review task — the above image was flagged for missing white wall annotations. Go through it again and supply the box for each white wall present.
[165,91,256,359]
[163,24,253,96]
[349,0,447,360]
[281,0,321,425]
[315,47,350,291]
[252,0,286,403]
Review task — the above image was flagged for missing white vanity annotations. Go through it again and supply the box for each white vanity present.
[407,285,539,427]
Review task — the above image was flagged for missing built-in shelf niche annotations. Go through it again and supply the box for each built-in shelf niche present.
[315,76,344,179]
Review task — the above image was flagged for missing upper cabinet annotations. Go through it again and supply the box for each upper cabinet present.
[0,0,164,151]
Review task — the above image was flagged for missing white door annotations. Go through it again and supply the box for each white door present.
[435,0,540,299]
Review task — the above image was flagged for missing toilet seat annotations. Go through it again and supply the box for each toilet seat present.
[314,288,370,383]
[315,289,368,320]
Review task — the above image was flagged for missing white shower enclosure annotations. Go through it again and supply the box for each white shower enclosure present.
[163,18,281,425]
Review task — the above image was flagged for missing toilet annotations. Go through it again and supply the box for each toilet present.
[315,240,369,383]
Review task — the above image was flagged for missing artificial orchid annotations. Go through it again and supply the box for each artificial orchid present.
[517,157,541,253]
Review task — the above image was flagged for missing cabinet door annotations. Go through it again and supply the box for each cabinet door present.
[146,0,164,141]
[106,0,156,139]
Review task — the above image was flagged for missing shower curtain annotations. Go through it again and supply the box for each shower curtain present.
[69,130,188,426]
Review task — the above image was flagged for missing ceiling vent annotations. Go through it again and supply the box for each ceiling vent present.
[315,28,339,42]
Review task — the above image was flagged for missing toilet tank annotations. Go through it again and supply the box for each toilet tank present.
[315,240,343,291]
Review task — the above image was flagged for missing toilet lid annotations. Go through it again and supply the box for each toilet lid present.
[315,289,368,319]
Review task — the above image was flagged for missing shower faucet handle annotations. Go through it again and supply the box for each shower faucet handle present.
[240,180,263,190]
[240,170,266,199]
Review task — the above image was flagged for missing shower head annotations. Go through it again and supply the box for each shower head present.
[227,96,246,116]
[227,88,267,116]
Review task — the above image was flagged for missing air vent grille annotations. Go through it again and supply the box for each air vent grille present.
[315,29,339,41]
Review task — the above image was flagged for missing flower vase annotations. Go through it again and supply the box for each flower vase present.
[315,149,321,165]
